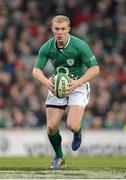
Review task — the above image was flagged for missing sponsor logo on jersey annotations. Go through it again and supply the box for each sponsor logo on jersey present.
[67,59,74,66]
[56,67,69,74]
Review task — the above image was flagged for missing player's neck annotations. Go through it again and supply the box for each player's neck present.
[56,35,69,49]
[56,42,65,49]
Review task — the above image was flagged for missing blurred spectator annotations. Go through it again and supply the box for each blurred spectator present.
[0,0,126,130]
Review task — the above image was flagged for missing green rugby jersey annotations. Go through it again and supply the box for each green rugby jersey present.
[34,34,98,79]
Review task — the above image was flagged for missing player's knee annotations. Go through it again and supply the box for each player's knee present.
[67,123,80,132]
[47,123,58,134]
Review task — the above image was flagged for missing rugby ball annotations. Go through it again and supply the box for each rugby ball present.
[53,73,70,98]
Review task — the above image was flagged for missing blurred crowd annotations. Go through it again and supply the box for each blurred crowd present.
[0,0,126,130]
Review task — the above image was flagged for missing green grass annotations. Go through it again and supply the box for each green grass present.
[0,156,126,179]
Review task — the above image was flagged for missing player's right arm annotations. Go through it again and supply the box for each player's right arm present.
[32,44,54,92]
[32,68,54,92]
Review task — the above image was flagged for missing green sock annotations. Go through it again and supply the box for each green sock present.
[48,130,63,158]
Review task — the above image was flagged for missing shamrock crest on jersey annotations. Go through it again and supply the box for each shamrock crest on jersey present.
[67,59,74,66]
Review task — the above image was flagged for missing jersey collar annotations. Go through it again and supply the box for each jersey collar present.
[54,34,70,49]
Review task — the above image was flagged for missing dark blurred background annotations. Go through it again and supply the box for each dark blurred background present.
[0,0,126,130]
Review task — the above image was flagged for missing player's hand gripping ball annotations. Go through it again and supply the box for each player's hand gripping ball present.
[53,73,71,98]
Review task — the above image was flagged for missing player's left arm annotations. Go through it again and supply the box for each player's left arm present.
[78,42,100,85]
[69,42,100,93]
[69,65,99,93]
[77,65,100,86]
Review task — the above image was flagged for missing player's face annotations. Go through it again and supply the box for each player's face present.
[51,21,70,44]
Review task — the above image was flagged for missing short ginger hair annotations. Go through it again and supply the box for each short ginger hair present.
[52,15,71,27]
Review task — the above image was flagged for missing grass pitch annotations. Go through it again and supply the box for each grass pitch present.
[0,156,126,179]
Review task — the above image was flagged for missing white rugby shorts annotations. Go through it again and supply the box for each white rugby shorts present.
[45,82,90,108]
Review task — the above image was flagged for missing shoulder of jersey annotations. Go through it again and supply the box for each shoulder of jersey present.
[40,37,55,51]
[70,35,87,48]
[43,37,55,47]
[71,35,86,43]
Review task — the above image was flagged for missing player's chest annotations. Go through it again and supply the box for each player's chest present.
[49,50,79,66]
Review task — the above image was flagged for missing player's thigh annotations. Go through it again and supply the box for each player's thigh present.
[67,105,85,131]
[67,82,90,130]
[46,107,65,130]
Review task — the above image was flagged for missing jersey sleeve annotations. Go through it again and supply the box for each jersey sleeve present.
[34,44,48,69]
[80,42,98,68]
